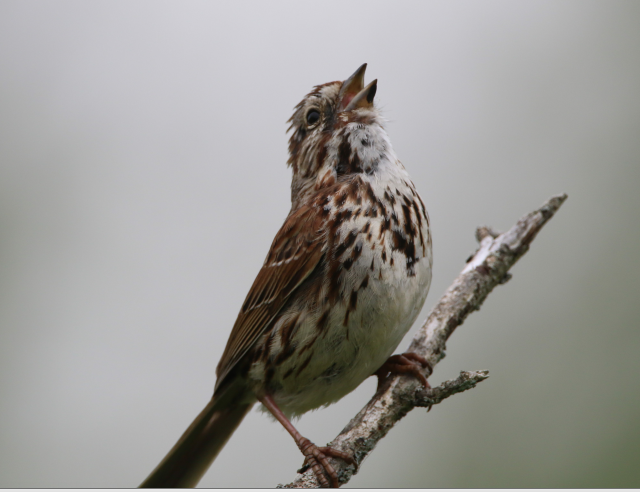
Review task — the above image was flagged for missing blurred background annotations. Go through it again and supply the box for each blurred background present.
[1,0,639,487]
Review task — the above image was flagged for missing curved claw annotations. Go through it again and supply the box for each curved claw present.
[374,352,432,391]
[298,446,357,477]
[297,438,349,487]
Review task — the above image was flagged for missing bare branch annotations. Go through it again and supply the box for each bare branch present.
[279,193,568,488]
[414,370,490,409]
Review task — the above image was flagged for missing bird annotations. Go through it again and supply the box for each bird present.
[140,64,432,488]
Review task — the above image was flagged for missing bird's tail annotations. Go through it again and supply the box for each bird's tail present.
[139,389,252,488]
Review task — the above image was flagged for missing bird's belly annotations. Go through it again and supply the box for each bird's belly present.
[261,231,432,418]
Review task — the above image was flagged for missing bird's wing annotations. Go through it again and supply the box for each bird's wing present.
[214,202,326,390]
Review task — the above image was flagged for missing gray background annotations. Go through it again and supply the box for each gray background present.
[1,0,639,487]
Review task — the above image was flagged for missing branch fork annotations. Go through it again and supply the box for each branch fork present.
[279,194,568,488]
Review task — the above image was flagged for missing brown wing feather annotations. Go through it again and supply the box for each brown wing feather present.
[214,203,326,390]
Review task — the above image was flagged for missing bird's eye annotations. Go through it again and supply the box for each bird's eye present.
[306,109,320,127]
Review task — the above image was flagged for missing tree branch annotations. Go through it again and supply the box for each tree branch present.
[278,193,568,488]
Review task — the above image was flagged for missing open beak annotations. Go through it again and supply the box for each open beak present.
[338,63,377,112]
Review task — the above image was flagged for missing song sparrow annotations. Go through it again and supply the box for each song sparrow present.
[140,64,432,488]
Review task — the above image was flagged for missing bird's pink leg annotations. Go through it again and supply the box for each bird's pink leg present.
[259,394,355,488]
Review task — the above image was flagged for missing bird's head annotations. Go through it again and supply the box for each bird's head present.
[287,64,387,209]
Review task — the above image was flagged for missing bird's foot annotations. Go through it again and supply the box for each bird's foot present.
[296,438,356,487]
[375,352,432,392]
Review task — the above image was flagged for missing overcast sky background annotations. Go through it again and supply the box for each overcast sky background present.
[1,0,639,487]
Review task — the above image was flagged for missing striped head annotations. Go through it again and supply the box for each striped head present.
[287,64,390,210]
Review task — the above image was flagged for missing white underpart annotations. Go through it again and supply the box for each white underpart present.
[251,112,432,418]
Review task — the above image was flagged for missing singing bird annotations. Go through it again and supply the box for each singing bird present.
[140,64,432,488]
